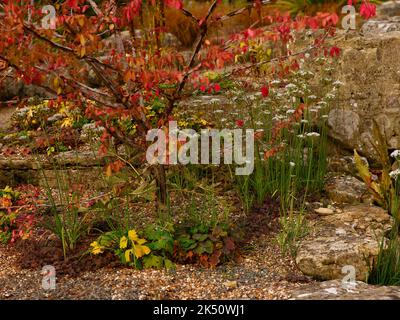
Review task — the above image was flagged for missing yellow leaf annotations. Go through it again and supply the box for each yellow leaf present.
[61,118,72,128]
[78,17,85,28]
[133,244,151,258]
[53,77,59,89]
[125,249,133,262]
[90,241,104,255]
[105,164,112,177]
[79,34,86,46]
[79,46,86,58]
[354,150,372,185]
[128,230,139,242]
[119,236,128,249]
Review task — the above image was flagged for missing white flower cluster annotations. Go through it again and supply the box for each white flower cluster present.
[389,169,400,180]
[390,150,400,159]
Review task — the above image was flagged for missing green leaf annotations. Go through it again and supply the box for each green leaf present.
[164,259,175,271]
[178,236,197,251]
[192,233,208,241]
[142,254,164,269]
[194,240,214,255]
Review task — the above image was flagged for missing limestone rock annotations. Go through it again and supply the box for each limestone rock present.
[296,205,392,281]
[314,208,335,216]
[289,280,400,300]
[361,16,400,35]
[325,175,369,204]
[377,1,400,18]
[327,31,400,161]
[0,69,50,101]
[328,155,369,176]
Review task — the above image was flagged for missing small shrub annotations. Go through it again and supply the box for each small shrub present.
[90,228,174,270]
[175,223,236,268]
[0,186,35,244]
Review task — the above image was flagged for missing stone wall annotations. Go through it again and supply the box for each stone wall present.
[327,4,400,161]
[328,30,400,161]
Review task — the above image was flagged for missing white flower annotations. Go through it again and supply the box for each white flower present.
[214,109,224,113]
[271,80,281,85]
[301,119,309,123]
[210,98,221,104]
[308,95,317,100]
[390,150,400,158]
[297,134,305,139]
[285,83,297,90]
[286,109,295,114]
[389,169,400,180]
[333,80,343,87]
[326,93,335,99]
[307,132,320,137]
[289,162,296,167]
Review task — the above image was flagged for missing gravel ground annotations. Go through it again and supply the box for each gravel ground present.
[0,232,313,300]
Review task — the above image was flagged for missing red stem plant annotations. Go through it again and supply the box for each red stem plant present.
[0,0,343,205]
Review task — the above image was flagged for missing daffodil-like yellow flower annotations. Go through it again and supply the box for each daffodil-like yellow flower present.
[90,241,104,255]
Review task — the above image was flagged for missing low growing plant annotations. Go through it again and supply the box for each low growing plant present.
[0,186,35,244]
[90,227,175,270]
[354,121,400,224]
[367,224,400,286]
[175,223,236,268]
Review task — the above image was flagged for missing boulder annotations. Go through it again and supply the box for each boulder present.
[328,155,369,176]
[325,175,369,204]
[328,31,400,161]
[289,280,400,300]
[377,1,400,18]
[0,69,51,101]
[296,204,392,281]
[361,16,400,35]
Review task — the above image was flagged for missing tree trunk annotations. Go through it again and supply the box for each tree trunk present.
[154,164,167,205]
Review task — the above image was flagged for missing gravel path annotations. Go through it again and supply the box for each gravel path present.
[0,232,313,300]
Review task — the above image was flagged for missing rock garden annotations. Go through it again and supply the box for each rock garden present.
[0,0,400,300]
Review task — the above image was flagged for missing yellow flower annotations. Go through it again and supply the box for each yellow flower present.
[90,241,104,255]
[119,236,128,249]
